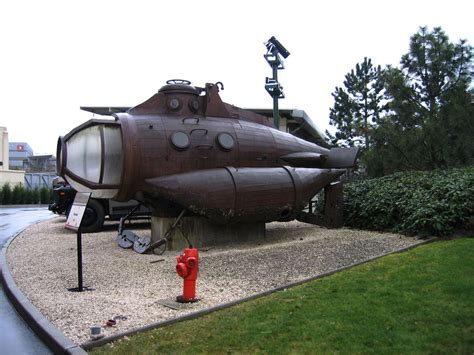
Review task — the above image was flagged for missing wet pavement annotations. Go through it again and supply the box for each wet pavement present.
[0,207,55,354]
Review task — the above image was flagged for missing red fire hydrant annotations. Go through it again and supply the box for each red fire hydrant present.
[176,247,199,303]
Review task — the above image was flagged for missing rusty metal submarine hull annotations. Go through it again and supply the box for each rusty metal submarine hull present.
[57,80,358,224]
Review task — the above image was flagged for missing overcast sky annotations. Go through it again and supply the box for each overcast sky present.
[1,0,472,155]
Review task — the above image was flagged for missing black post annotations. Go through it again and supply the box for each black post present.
[68,225,88,292]
[76,227,83,291]
[272,65,280,129]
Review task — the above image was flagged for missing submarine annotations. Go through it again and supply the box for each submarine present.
[57,79,358,224]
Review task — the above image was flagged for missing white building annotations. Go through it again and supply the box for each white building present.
[0,126,25,187]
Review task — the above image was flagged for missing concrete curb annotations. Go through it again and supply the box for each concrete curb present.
[81,237,437,351]
[0,204,50,208]
[0,222,86,355]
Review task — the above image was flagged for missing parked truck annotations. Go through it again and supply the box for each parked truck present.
[48,177,150,232]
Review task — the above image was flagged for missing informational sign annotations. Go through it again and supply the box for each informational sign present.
[66,192,91,231]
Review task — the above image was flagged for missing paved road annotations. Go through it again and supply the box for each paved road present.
[0,207,55,354]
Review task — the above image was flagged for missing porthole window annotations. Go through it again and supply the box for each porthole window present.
[171,131,190,150]
[217,133,234,151]
[168,98,181,110]
[189,99,200,112]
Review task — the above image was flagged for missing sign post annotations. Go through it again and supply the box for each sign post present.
[66,192,92,292]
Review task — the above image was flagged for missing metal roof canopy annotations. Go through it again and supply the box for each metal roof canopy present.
[80,107,130,116]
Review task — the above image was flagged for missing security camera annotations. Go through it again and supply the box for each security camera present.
[265,36,290,58]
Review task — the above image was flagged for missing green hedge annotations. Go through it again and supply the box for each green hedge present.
[344,167,474,236]
[0,183,53,205]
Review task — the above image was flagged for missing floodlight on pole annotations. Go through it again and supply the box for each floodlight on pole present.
[264,36,290,128]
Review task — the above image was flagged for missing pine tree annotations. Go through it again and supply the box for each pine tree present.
[377,26,474,172]
[327,57,385,149]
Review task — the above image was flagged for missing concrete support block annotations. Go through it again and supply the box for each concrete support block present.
[151,216,265,251]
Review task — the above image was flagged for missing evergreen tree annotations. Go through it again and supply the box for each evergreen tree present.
[1,184,12,204]
[32,188,40,204]
[328,27,472,177]
[374,27,474,173]
[40,186,52,204]
[327,57,385,149]
[11,184,23,204]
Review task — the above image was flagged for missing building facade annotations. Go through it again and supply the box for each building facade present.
[0,127,8,171]
[9,142,34,170]
[23,155,56,172]
[0,127,25,186]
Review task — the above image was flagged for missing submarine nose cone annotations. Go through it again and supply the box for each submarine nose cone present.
[57,121,123,199]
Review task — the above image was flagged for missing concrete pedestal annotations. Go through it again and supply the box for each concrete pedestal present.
[151,216,265,251]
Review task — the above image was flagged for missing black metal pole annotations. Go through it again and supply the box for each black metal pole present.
[272,64,280,129]
[77,227,83,291]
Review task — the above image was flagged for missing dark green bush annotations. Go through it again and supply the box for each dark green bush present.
[31,188,41,204]
[23,188,33,204]
[11,184,24,204]
[40,186,53,204]
[0,184,51,205]
[344,167,474,236]
[2,184,12,204]
[22,188,41,204]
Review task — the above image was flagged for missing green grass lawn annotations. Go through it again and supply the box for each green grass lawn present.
[92,238,474,354]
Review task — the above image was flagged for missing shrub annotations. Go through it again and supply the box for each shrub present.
[11,184,24,204]
[1,184,12,204]
[23,188,33,204]
[0,184,52,205]
[0,183,12,205]
[31,188,41,204]
[22,188,41,204]
[40,186,52,204]
[344,167,474,236]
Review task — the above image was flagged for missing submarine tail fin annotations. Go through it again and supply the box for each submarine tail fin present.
[325,147,359,169]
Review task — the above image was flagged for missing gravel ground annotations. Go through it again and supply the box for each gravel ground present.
[7,216,423,345]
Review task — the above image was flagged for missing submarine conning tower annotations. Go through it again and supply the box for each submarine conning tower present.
[127,79,273,127]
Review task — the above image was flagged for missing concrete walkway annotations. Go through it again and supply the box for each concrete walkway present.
[0,207,54,354]
[0,206,85,354]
